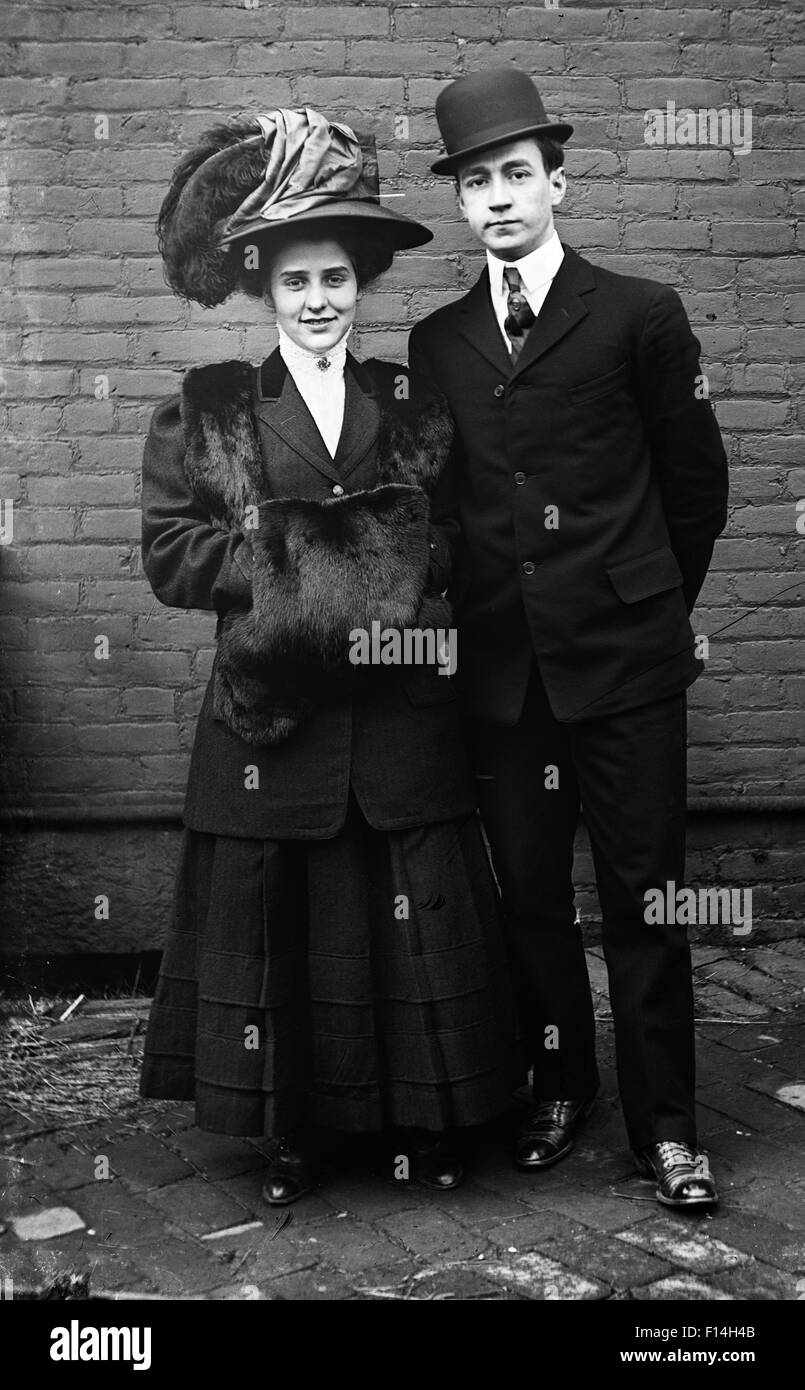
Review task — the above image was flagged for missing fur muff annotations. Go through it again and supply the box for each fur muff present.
[251,485,431,667]
[215,486,430,745]
[179,359,456,746]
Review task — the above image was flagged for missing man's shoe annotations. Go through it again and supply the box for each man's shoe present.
[635,1141,719,1208]
[261,1136,316,1207]
[514,1095,596,1171]
[401,1128,465,1191]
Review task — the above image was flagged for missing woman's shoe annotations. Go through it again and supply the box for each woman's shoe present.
[401,1128,465,1191]
[634,1140,718,1208]
[262,1135,317,1207]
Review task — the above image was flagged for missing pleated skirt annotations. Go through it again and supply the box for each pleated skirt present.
[140,796,522,1136]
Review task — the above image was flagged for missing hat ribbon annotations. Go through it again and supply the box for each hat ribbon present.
[222,107,364,240]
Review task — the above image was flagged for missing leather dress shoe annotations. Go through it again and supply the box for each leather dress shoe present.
[635,1140,719,1208]
[402,1128,465,1191]
[514,1095,596,1171]
[262,1136,316,1207]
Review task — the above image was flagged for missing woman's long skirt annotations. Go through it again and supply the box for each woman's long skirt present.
[140,796,521,1136]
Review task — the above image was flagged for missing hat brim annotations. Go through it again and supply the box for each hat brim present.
[431,121,573,176]
[220,200,433,251]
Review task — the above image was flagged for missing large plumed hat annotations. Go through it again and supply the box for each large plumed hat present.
[159,107,432,307]
[431,68,573,176]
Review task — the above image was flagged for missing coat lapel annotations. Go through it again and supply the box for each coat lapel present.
[256,348,344,486]
[509,244,596,379]
[456,271,513,376]
[256,347,380,486]
[180,349,451,528]
[455,246,597,380]
[335,354,381,479]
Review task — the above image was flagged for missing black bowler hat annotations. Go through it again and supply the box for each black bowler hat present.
[431,68,573,176]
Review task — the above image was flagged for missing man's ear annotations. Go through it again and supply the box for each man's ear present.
[549,168,567,208]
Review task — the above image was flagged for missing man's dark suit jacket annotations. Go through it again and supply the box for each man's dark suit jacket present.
[408,243,729,725]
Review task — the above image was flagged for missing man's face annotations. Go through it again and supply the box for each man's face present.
[455,138,566,260]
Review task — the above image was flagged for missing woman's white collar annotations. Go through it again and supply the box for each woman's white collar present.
[278,326,350,376]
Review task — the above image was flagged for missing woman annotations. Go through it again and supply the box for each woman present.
[139,108,520,1204]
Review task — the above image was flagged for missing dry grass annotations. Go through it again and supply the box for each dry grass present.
[0,994,163,1139]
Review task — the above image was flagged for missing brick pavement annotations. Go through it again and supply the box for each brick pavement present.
[1,942,804,1302]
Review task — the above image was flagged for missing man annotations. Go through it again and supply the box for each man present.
[409,68,728,1207]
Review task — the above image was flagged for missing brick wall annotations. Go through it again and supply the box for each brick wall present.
[1,1,804,951]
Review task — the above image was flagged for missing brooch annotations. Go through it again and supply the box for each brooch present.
[316,355,331,371]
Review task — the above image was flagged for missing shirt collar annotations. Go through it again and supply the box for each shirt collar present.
[487,230,564,297]
[277,325,350,378]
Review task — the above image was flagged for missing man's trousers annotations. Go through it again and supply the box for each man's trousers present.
[467,664,696,1150]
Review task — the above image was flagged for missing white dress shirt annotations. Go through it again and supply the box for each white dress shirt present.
[487,231,565,352]
[277,326,350,458]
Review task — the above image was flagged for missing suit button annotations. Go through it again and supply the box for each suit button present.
[514,471,526,485]
[522,561,536,576]
[332,483,345,496]
[493,384,505,398]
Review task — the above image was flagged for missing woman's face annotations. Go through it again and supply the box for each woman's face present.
[266,237,359,355]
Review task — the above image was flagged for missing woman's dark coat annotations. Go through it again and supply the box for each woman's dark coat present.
[141,349,475,839]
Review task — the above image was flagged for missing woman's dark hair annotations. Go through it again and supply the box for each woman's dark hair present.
[237,222,394,300]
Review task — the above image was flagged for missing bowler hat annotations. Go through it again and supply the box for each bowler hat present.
[432,68,573,176]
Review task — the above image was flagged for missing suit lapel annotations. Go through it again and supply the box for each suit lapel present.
[255,346,381,488]
[455,246,597,379]
[255,348,344,486]
[510,244,596,379]
[456,270,513,376]
[334,355,380,479]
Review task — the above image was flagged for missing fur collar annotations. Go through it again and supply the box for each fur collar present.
[180,355,452,525]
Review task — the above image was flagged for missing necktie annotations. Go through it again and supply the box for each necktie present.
[503,265,535,365]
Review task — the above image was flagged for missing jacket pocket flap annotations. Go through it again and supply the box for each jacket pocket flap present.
[607,546,683,603]
[569,361,629,403]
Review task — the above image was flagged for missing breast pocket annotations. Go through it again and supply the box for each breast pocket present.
[569,360,630,405]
